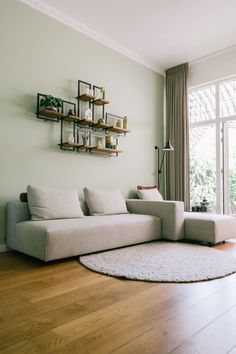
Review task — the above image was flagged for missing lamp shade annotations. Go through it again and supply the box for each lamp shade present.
[163,139,174,151]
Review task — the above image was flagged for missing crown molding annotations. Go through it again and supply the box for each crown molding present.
[189,45,236,66]
[18,0,164,75]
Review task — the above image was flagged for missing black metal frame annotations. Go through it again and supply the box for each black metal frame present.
[93,85,106,119]
[77,80,93,117]
[60,100,77,150]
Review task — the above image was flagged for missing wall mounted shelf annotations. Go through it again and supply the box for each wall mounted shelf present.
[64,115,80,122]
[108,127,130,134]
[36,80,130,157]
[93,98,110,106]
[77,119,96,127]
[62,142,84,149]
[38,109,63,119]
[78,93,96,101]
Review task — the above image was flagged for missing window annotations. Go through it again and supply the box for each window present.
[189,76,236,214]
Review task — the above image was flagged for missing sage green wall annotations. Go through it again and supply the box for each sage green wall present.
[0,0,164,246]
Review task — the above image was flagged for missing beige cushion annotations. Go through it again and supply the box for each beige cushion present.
[137,188,163,201]
[84,187,128,216]
[27,185,84,220]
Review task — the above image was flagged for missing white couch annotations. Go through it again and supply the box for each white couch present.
[6,199,184,262]
[7,191,236,262]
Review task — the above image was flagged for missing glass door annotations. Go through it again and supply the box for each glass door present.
[223,122,236,215]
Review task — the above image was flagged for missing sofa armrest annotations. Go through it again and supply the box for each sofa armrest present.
[126,199,184,241]
[6,202,31,247]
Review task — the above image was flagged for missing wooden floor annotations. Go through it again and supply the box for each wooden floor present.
[1,242,236,354]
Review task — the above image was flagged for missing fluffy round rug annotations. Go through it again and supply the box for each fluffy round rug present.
[79,241,236,282]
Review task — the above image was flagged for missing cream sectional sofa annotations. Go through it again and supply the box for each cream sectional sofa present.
[6,185,236,262]
[6,199,184,262]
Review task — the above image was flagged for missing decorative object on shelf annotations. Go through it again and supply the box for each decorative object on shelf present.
[116,119,123,128]
[106,135,113,149]
[98,118,105,124]
[123,116,128,129]
[68,135,75,143]
[40,94,62,111]
[155,139,174,187]
[82,132,89,146]
[85,108,92,121]
[68,108,75,116]
[86,87,90,95]
[97,138,104,148]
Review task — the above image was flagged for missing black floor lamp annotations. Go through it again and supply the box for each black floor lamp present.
[155,139,174,187]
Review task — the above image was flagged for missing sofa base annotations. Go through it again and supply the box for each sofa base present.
[10,213,161,261]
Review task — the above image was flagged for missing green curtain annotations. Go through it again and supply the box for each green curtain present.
[165,63,189,210]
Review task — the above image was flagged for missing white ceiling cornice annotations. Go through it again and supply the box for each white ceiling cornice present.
[18,0,164,75]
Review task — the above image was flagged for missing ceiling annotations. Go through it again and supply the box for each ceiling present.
[25,0,236,74]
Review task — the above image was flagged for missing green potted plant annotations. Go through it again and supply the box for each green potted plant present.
[40,95,62,111]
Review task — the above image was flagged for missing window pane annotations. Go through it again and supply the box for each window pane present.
[219,79,236,118]
[189,85,216,124]
[189,124,216,212]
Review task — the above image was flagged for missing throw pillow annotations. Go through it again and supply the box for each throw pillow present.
[27,185,84,220]
[137,185,163,201]
[84,187,128,216]
[137,185,158,190]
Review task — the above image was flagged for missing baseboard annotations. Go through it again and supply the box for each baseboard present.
[0,243,9,252]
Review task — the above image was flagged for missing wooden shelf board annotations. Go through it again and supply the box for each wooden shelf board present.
[78,94,96,101]
[94,123,113,129]
[62,142,84,148]
[108,127,131,134]
[94,98,110,106]
[84,145,97,150]
[64,115,80,122]
[38,109,63,118]
[78,119,95,126]
[95,147,123,154]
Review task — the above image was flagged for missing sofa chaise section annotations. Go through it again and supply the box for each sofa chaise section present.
[184,212,236,244]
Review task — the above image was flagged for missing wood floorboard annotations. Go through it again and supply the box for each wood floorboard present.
[0,240,236,354]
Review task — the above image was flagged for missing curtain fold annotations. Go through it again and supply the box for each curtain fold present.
[166,63,189,210]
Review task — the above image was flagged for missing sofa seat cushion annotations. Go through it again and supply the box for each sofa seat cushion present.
[184,212,236,244]
[15,214,161,261]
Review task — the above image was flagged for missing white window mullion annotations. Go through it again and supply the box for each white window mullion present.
[215,82,222,213]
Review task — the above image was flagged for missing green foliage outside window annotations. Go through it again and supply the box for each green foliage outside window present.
[189,157,216,212]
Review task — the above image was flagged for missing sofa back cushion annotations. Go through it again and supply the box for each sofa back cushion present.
[27,185,84,220]
[84,187,128,216]
[137,185,163,201]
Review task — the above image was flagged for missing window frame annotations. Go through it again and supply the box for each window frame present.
[188,75,236,213]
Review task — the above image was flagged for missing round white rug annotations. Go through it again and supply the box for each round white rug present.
[79,241,236,282]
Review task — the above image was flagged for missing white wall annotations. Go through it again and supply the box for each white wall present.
[0,0,164,246]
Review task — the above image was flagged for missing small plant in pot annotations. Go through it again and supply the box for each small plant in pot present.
[40,95,62,112]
